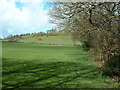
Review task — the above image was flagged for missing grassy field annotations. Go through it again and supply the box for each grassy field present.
[2,33,81,46]
[2,42,119,88]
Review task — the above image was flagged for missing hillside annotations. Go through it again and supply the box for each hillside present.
[2,33,81,46]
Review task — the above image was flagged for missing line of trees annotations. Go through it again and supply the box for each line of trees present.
[49,2,120,77]
[32,33,60,37]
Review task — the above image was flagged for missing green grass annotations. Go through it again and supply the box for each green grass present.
[2,34,81,46]
[2,42,119,88]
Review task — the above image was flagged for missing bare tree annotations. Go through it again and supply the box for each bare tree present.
[49,2,120,76]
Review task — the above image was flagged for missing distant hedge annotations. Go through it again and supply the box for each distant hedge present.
[32,33,60,37]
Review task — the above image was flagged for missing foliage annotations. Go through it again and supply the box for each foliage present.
[82,41,92,52]
[6,35,23,42]
[49,2,120,76]
[32,33,60,37]
[102,55,120,77]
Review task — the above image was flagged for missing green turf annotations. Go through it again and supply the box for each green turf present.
[2,42,119,88]
[2,34,81,46]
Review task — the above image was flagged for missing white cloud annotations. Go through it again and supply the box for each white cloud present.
[0,0,54,38]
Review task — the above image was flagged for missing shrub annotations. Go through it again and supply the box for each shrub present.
[32,33,60,37]
[82,41,92,52]
[102,55,120,76]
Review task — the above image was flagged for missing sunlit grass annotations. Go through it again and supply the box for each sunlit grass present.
[2,42,118,88]
[2,34,81,45]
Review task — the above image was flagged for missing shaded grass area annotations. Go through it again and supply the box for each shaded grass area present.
[2,42,119,88]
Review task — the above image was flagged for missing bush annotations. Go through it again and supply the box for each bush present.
[82,41,92,52]
[102,55,120,76]
[32,33,60,37]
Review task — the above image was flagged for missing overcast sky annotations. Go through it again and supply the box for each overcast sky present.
[0,0,55,38]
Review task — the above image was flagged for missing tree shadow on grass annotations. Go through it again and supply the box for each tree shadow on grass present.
[2,57,100,88]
